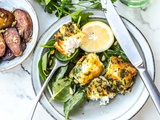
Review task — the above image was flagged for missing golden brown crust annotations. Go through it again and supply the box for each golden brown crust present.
[54,22,84,56]
[69,53,104,86]
[0,8,15,29]
[105,56,137,93]
[86,76,116,100]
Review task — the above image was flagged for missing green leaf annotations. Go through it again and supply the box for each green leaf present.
[64,90,86,120]
[53,86,72,102]
[45,0,51,5]
[55,49,79,61]
[35,0,117,18]
[42,51,50,76]
[40,39,56,49]
[34,0,46,5]
[61,0,67,6]
[104,49,128,62]
[49,56,56,70]
[38,56,53,96]
[87,2,102,9]
[38,57,47,81]
[55,65,68,81]
[111,0,117,3]
[44,1,57,14]
[69,8,84,22]
[79,11,93,24]
[69,9,93,25]
[50,78,72,102]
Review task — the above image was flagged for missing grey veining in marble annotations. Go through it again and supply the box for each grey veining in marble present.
[0,0,160,120]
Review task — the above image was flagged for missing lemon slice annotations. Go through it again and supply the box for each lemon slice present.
[80,21,114,52]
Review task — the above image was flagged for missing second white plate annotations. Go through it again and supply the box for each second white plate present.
[0,0,39,71]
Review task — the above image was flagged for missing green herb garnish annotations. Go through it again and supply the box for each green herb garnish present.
[34,0,117,18]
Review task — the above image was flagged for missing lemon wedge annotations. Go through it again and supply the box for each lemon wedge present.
[80,21,114,52]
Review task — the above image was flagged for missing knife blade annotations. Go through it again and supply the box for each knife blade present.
[100,0,160,113]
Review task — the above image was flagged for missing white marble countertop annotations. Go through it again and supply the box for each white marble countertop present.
[0,0,160,120]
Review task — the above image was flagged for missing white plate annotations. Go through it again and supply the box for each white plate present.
[31,9,155,120]
[0,0,39,71]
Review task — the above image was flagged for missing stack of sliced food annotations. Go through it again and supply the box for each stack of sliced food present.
[0,8,32,62]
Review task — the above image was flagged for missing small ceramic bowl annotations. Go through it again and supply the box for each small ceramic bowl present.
[0,0,39,71]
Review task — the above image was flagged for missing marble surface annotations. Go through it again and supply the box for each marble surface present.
[0,0,160,120]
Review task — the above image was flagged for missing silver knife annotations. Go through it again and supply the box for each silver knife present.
[100,0,160,113]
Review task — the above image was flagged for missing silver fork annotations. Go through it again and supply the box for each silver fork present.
[26,58,68,120]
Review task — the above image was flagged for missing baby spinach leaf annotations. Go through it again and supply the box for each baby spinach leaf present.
[55,49,79,61]
[40,39,56,49]
[42,51,50,76]
[86,1,102,9]
[55,65,68,81]
[79,11,93,25]
[38,57,47,81]
[69,8,83,23]
[49,55,56,70]
[50,78,72,102]
[105,41,128,61]
[53,86,72,102]
[69,9,93,26]
[64,90,86,120]
[38,54,53,96]
[50,65,68,83]
[45,0,51,5]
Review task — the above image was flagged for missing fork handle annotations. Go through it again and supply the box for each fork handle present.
[26,66,59,120]
[138,66,160,113]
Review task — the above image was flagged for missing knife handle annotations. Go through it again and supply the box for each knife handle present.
[138,65,160,113]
